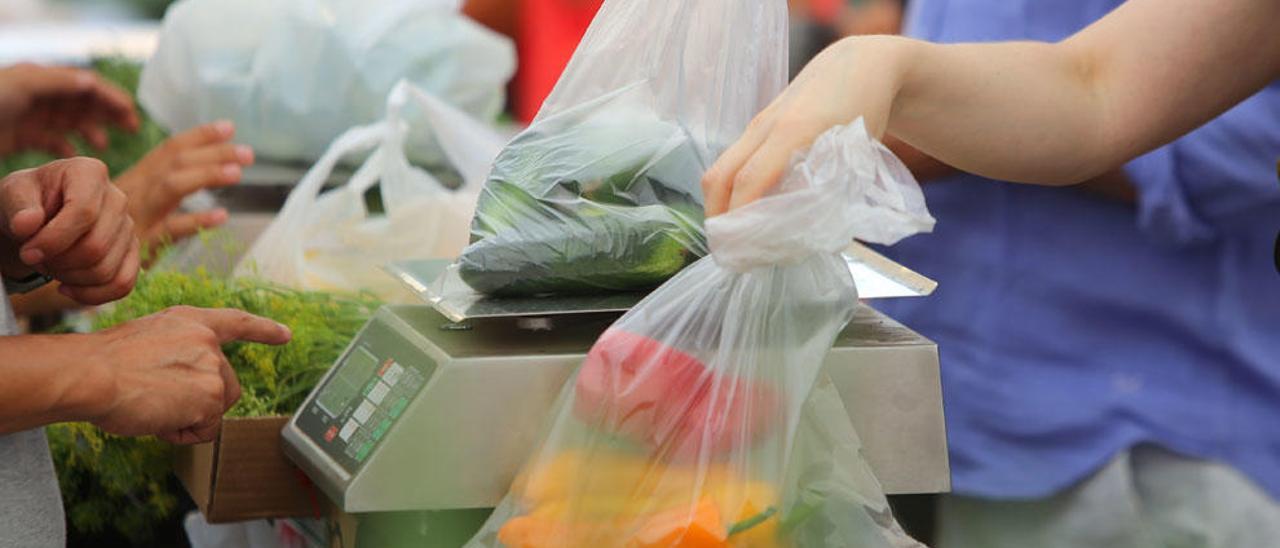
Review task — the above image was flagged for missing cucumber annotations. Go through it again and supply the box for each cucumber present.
[458,202,700,296]
[460,112,709,296]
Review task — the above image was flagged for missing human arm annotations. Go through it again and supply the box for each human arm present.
[0,63,138,158]
[703,0,1280,215]
[0,306,291,444]
[9,122,253,317]
[114,121,251,251]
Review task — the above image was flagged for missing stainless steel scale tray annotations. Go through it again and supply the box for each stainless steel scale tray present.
[386,242,936,322]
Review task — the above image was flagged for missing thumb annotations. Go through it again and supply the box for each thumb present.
[0,169,47,241]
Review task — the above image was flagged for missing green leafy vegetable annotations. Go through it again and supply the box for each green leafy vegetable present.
[49,268,378,543]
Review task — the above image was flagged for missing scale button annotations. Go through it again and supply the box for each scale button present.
[389,397,409,419]
[382,362,406,386]
[353,400,376,424]
[368,380,392,405]
[355,441,373,462]
[372,419,392,441]
[338,419,358,442]
[323,425,339,442]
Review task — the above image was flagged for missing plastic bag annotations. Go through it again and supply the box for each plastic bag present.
[452,0,786,296]
[466,115,934,547]
[236,82,504,301]
[139,0,514,166]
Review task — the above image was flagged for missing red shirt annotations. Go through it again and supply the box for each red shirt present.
[514,0,603,122]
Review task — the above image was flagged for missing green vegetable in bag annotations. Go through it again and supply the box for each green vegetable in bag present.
[458,107,708,296]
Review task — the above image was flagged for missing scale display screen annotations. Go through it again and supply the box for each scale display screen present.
[317,347,378,416]
[296,325,435,474]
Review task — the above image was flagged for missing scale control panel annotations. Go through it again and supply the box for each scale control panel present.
[294,330,434,474]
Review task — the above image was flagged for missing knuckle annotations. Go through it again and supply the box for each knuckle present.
[79,236,110,259]
[76,157,109,177]
[109,274,135,297]
[106,185,128,206]
[166,305,198,320]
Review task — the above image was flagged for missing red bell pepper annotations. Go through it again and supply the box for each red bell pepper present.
[574,329,778,458]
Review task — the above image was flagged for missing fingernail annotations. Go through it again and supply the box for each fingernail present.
[208,208,229,223]
[58,285,73,298]
[222,164,242,181]
[234,145,254,165]
[20,248,43,265]
[75,72,95,89]
[277,322,293,338]
[214,120,234,137]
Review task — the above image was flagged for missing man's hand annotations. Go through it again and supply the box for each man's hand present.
[115,121,253,252]
[0,63,139,157]
[0,158,139,304]
[82,306,292,444]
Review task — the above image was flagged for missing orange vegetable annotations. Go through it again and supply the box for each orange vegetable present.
[631,499,728,548]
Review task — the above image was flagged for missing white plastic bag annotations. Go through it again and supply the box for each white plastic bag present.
[139,0,514,166]
[450,0,786,296]
[236,82,504,301]
[467,117,933,547]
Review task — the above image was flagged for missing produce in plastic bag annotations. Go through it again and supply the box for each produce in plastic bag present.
[237,82,503,301]
[453,0,786,296]
[139,0,513,166]
[466,113,935,547]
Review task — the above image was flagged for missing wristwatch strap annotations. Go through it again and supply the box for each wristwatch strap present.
[3,271,53,295]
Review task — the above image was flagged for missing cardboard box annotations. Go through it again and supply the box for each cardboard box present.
[174,415,328,523]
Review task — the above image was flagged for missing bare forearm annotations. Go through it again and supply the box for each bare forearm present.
[883,134,958,183]
[700,0,1280,216]
[0,334,108,433]
[883,0,1280,186]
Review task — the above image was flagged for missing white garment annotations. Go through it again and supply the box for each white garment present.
[0,279,67,546]
[938,444,1280,548]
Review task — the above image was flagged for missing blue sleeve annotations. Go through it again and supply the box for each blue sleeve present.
[1123,83,1280,247]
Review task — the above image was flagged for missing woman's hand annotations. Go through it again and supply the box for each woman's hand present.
[114,121,253,253]
[702,37,906,217]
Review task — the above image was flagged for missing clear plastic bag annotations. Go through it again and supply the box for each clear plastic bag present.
[236,82,505,301]
[454,0,786,296]
[138,0,514,166]
[466,117,935,548]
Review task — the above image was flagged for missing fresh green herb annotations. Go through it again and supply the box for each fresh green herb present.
[728,506,778,537]
[49,268,379,542]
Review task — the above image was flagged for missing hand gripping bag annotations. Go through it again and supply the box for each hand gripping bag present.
[451,0,786,297]
[466,112,935,547]
[236,82,505,301]
[139,0,514,167]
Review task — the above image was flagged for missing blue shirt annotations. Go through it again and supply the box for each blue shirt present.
[875,0,1280,500]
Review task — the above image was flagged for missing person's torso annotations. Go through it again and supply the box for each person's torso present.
[879,0,1280,500]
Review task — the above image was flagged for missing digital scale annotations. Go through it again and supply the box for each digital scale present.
[281,245,949,546]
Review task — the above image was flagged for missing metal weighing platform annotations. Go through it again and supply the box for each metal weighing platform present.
[281,247,949,545]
